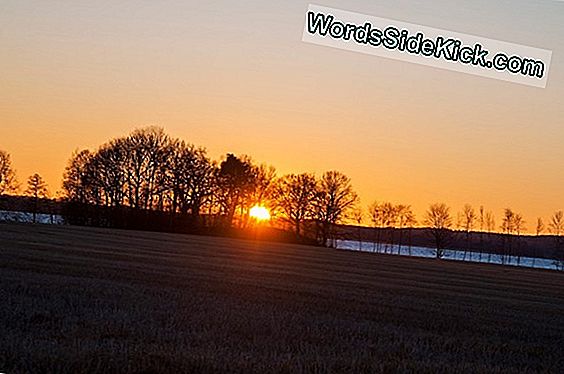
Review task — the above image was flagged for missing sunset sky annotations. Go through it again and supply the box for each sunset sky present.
[1,0,563,230]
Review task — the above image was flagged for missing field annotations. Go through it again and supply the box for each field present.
[1,224,563,373]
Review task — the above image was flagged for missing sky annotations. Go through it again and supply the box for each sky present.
[1,0,563,230]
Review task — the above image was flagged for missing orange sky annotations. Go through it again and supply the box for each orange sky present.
[1,1,563,231]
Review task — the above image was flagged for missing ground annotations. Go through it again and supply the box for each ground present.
[1,223,563,373]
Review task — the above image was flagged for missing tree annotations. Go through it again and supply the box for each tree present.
[313,171,358,247]
[500,209,515,264]
[548,211,564,270]
[0,149,18,195]
[478,206,485,261]
[62,149,93,203]
[276,173,317,239]
[532,217,545,267]
[352,206,363,250]
[485,211,495,263]
[513,213,526,266]
[25,173,48,223]
[424,203,452,259]
[166,140,214,224]
[396,204,414,254]
[245,163,277,225]
[368,202,383,252]
[536,217,545,236]
[461,204,477,261]
[215,154,255,228]
[122,127,171,210]
[380,202,397,253]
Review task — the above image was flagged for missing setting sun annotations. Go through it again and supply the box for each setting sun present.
[249,205,271,221]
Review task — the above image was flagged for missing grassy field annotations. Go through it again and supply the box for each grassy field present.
[1,224,563,373]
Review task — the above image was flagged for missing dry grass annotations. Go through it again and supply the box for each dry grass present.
[1,223,563,373]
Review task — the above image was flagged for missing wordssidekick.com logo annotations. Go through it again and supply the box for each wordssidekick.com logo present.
[302,4,552,88]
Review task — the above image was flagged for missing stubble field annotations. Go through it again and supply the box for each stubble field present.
[1,223,563,373]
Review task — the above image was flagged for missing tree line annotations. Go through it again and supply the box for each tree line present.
[1,127,358,246]
[0,127,563,268]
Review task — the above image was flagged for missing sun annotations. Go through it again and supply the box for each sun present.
[249,205,271,221]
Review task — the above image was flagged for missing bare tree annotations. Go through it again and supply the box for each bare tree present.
[485,211,495,263]
[396,204,414,255]
[276,173,317,239]
[513,213,526,266]
[368,202,383,252]
[478,206,485,261]
[533,217,545,267]
[25,173,48,223]
[122,127,171,210]
[461,204,477,261]
[536,217,545,236]
[313,171,358,247]
[244,163,277,227]
[0,149,18,195]
[500,209,515,264]
[352,206,363,250]
[548,211,564,270]
[166,140,214,224]
[62,149,93,204]
[381,202,397,253]
[424,203,452,259]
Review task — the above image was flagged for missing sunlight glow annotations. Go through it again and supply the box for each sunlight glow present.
[249,205,271,221]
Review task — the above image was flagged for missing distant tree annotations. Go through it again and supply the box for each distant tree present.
[548,211,564,236]
[478,206,485,261]
[396,204,414,254]
[122,127,171,210]
[62,149,93,203]
[0,149,18,195]
[536,217,545,236]
[245,163,277,225]
[424,203,452,259]
[380,202,397,253]
[215,154,255,228]
[404,208,417,256]
[485,211,495,263]
[513,213,526,266]
[25,173,48,223]
[461,204,477,261]
[90,139,128,208]
[275,173,317,239]
[548,211,564,270]
[532,217,545,267]
[352,206,363,250]
[313,171,358,247]
[166,140,214,224]
[500,209,516,264]
[368,201,383,252]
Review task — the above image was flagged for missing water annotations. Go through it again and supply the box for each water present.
[0,210,64,225]
[336,240,560,271]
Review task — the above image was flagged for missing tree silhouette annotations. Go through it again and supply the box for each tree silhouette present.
[215,154,255,228]
[396,204,414,254]
[62,149,93,204]
[25,173,48,223]
[424,203,452,259]
[548,211,564,270]
[166,140,214,224]
[513,213,526,265]
[313,171,358,247]
[368,202,383,253]
[276,173,316,239]
[461,204,476,261]
[0,149,18,195]
[352,206,363,250]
